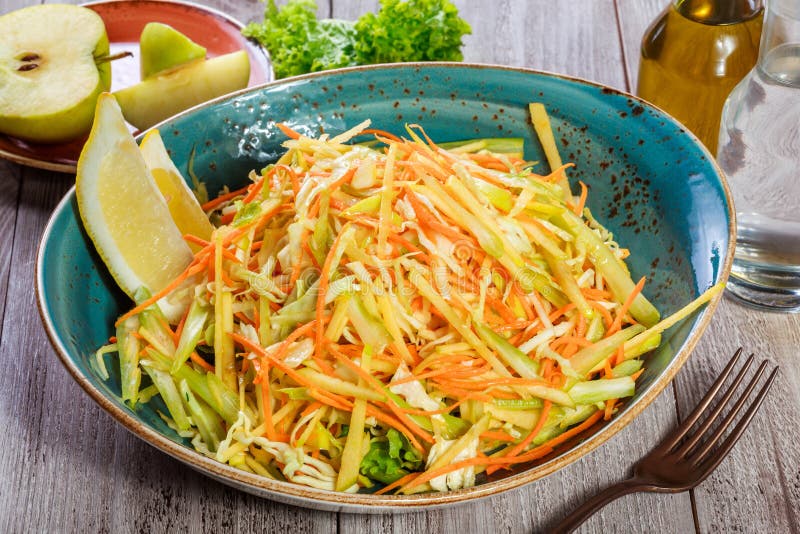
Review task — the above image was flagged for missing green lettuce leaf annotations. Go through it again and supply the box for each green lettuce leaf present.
[354,0,471,63]
[243,0,357,79]
[243,0,471,79]
[359,429,423,484]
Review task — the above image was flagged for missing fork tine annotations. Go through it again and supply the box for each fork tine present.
[659,348,745,452]
[672,353,756,457]
[692,366,778,481]
[687,361,771,463]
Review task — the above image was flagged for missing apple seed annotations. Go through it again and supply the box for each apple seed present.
[17,63,39,72]
[20,53,40,62]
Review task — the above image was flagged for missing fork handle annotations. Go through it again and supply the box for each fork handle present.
[551,478,649,533]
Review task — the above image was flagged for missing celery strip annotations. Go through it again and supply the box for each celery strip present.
[543,250,594,319]
[494,398,544,410]
[206,371,244,422]
[172,300,209,373]
[337,346,372,491]
[142,362,191,431]
[117,318,141,407]
[348,295,393,351]
[147,348,239,423]
[475,324,541,379]
[278,387,313,400]
[467,176,514,212]
[529,103,571,199]
[135,288,176,357]
[623,333,661,360]
[569,324,646,377]
[180,379,225,451]
[569,377,635,404]
[553,210,660,327]
[612,359,643,378]
[623,283,724,357]
[518,219,567,259]
[556,404,599,429]
[438,137,524,156]
[296,368,385,402]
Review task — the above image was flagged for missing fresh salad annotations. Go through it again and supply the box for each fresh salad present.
[243,0,471,79]
[96,107,720,494]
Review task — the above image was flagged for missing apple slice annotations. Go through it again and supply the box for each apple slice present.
[140,22,207,79]
[0,4,111,143]
[114,50,250,131]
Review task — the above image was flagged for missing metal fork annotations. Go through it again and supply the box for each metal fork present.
[552,348,779,533]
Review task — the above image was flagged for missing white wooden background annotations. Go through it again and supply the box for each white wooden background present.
[0,0,797,532]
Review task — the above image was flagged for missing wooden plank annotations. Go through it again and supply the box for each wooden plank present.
[325,2,693,532]
[459,0,629,91]
[0,2,334,532]
[614,0,664,95]
[239,0,332,23]
[0,0,27,347]
[0,170,338,533]
[672,300,800,533]
[0,160,21,345]
[333,0,630,91]
[6,1,793,533]
[616,1,800,530]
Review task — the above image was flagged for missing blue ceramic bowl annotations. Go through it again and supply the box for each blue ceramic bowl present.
[36,63,734,512]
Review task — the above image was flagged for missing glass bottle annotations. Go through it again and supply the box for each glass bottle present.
[717,0,800,311]
[637,0,763,153]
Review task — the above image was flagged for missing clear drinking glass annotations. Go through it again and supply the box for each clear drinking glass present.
[717,0,800,311]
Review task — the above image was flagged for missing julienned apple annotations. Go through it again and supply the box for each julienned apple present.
[0,4,111,143]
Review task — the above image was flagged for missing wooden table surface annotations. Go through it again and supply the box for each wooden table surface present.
[0,0,798,532]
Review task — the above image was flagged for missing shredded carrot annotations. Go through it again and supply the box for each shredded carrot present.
[314,227,349,363]
[590,300,614,328]
[538,410,603,451]
[574,180,588,215]
[550,336,593,350]
[115,259,208,326]
[360,128,403,143]
[486,400,553,476]
[98,123,666,497]
[201,185,250,212]
[604,398,617,420]
[607,276,646,337]
[189,351,214,373]
[276,122,301,139]
[480,430,517,442]
[374,472,418,495]
[401,456,493,492]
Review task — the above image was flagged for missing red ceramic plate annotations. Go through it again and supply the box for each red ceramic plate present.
[0,0,271,174]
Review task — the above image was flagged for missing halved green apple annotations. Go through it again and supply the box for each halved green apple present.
[0,4,111,143]
[140,22,207,79]
[114,51,250,131]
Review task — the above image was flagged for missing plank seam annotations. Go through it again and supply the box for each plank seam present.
[672,380,702,534]
[768,422,800,533]
[612,0,633,92]
[0,168,24,345]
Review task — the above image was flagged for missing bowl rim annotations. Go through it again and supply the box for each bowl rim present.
[35,61,735,512]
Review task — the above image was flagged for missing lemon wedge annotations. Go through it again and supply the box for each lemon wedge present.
[76,93,194,320]
[139,129,214,250]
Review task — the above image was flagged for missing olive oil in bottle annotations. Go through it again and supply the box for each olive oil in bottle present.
[637,0,763,153]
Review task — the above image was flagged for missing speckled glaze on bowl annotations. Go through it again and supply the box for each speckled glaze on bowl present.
[36,63,734,513]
